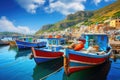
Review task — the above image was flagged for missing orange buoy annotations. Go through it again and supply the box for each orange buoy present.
[48,35,52,38]
[55,35,61,38]
[74,42,84,51]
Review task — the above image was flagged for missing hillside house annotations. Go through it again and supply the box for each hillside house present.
[110,19,120,29]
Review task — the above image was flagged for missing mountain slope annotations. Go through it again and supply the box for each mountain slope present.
[36,11,93,34]
[90,0,120,23]
[36,0,120,34]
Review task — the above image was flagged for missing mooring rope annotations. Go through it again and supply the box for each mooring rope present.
[40,66,63,80]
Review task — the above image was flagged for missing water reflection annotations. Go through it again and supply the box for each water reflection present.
[15,50,31,59]
[32,58,111,80]
[63,61,111,80]
[8,46,32,59]
[0,46,120,80]
[0,45,8,48]
[32,57,63,80]
[8,46,17,52]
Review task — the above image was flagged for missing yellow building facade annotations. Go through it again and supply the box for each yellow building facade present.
[110,19,120,29]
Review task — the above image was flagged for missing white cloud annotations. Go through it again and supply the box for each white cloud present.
[0,16,36,34]
[16,0,114,15]
[16,0,86,15]
[93,0,102,5]
[45,0,86,15]
[93,0,114,5]
[16,0,45,14]
[104,0,109,2]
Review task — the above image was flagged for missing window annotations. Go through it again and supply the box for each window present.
[53,40,56,45]
[60,40,65,45]
[49,40,52,45]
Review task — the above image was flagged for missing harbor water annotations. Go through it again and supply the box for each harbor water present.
[0,45,120,80]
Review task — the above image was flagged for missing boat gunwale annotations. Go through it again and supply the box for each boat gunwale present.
[15,40,44,44]
[67,48,112,58]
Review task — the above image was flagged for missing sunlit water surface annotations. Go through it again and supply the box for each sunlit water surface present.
[0,45,120,80]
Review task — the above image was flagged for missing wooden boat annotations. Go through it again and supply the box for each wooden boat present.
[0,40,9,46]
[15,37,46,50]
[63,60,111,80]
[63,33,112,75]
[9,41,16,46]
[31,37,65,64]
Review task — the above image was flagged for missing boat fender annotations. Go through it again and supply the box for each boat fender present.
[74,42,84,51]
[55,35,61,38]
[48,35,52,38]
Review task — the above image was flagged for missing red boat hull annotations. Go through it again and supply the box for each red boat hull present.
[64,53,108,75]
[69,54,106,65]
[32,48,63,64]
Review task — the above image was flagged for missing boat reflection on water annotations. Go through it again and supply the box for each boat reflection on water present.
[32,57,63,80]
[63,61,111,80]
[8,46,32,59]
[15,50,31,59]
[8,45,18,52]
[7,46,112,80]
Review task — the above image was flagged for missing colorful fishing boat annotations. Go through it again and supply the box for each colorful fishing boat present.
[9,36,20,47]
[9,41,16,46]
[63,33,112,75]
[15,37,46,50]
[0,40,9,46]
[31,37,65,64]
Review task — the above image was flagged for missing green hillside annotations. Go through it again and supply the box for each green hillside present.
[36,11,93,34]
[89,0,120,24]
[36,0,120,35]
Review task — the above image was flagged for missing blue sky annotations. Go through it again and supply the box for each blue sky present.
[0,0,116,34]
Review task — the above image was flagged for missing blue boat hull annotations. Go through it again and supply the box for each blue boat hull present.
[15,40,46,50]
[34,58,54,64]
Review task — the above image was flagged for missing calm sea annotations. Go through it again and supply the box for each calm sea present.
[0,45,120,80]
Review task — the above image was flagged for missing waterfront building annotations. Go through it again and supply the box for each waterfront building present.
[110,19,120,29]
